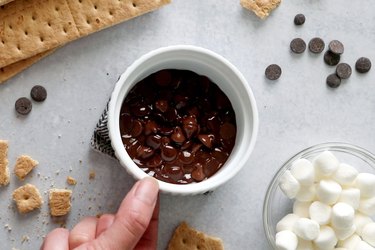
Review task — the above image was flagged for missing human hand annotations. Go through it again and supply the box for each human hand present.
[41,177,160,250]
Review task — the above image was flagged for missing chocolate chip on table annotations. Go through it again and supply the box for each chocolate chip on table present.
[324,51,341,66]
[265,64,282,80]
[294,14,305,25]
[326,73,341,88]
[15,97,32,115]
[355,57,372,73]
[290,38,306,54]
[30,85,47,102]
[328,40,344,55]
[308,37,325,54]
[336,63,352,79]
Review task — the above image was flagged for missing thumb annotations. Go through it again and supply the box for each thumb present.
[79,177,159,250]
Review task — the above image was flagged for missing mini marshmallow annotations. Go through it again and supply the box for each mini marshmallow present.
[293,201,311,218]
[313,151,340,180]
[296,184,316,202]
[355,173,375,199]
[334,224,356,241]
[338,188,361,210]
[317,180,342,205]
[277,213,300,232]
[280,170,301,199]
[296,238,314,250]
[332,202,355,229]
[291,159,315,186]
[358,197,375,216]
[337,234,361,249]
[354,213,373,235]
[332,163,359,186]
[276,230,298,250]
[362,223,375,247]
[313,226,338,250]
[309,201,332,225]
[355,240,375,250]
[293,218,320,241]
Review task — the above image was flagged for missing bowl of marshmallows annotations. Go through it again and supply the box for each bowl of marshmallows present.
[263,142,375,250]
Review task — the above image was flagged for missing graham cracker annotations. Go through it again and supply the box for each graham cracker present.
[0,0,171,69]
[49,188,72,216]
[168,222,224,250]
[240,0,281,19]
[14,155,39,181]
[0,0,14,6]
[12,184,43,213]
[0,49,55,84]
[0,140,10,186]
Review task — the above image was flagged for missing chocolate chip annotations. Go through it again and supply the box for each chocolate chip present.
[308,37,325,54]
[290,38,306,54]
[30,85,47,102]
[355,57,372,73]
[326,73,341,88]
[324,51,340,66]
[294,14,305,25]
[265,64,282,80]
[328,40,344,55]
[336,63,352,79]
[15,97,32,115]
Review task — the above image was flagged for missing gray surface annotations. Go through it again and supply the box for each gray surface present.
[1,0,375,249]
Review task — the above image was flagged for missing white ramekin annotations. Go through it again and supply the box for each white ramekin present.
[108,45,259,195]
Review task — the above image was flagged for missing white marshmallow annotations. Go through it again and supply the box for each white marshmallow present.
[332,163,359,186]
[358,197,375,216]
[313,226,338,250]
[362,223,375,247]
[317,180,342,205]
[276,230,298,250]
[354,213,373,236]
[355,173,375,199]
[334,224,356,241]
[280,170,301,199]
[334,248,347,250]
[309,201,332,225]
[355,240,375,250]
[337,234,361,249]
[338,188,361,210]
[277,214,300,232]
[296,184,316,202]
[313,151,340,179]
[296,238,314,250]
[293,218,320,241]
[291,159,315,186]
[293,201,312,218]
[332,202,355,229]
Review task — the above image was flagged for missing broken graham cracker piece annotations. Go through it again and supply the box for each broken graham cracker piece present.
[0,49,56,84]
[168,222,224,250]
[0,0,171,69]
[66,176,77,185]
[240,0,281,19]
[0,140,10,186]
[49,188,72,216]
[12,184,43,213]
[14,155,39,180]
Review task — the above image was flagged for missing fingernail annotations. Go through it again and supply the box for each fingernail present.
[134,177,159,205]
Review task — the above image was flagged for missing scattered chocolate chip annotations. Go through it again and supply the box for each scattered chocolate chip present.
[290,38,306,54]
[336,63,352,79]
[15,97,32,115]
[30,85,47,102]
[294,14,305,25]
[355,57,372,73]
[326,73,341,88]
[265,64,282,80]
[328,40,344,55]
[308,37,325,54]
[324,51,341,66]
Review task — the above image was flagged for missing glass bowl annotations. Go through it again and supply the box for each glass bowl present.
[263,142,375,248]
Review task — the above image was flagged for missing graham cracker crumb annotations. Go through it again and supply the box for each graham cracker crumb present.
[0,140,10,186]
[66,176,77,185]
[240,0,281,19]
[89,171,95,180]
[12,184,43,214]
[14,155,38,181]
[49,189,72,216]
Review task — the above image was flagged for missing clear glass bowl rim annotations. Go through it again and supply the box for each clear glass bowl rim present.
[262,142,375,248]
